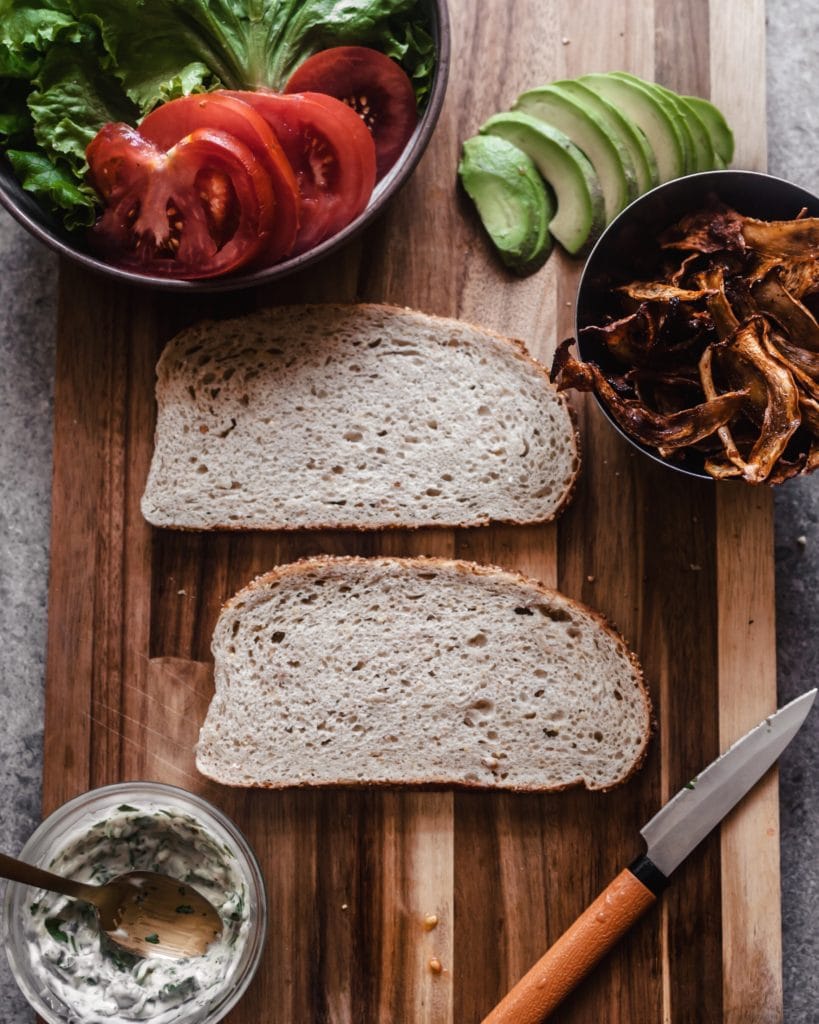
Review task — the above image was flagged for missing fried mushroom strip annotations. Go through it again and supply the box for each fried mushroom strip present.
[579,306,655,365]
[670,252,705,285]
[766,432,819,484]
[703,456,745,479]
[741,216,819,259]
[777,258,819,300]
[662,206,819,259]
[617,282,715,303]
[753,272,819,352]
[713,317,801,483]
[698,345,745,473]
[660,205,745,253]
[766,329,819,391]
[767,453,810,485]
[552,339,747,456]
[798,393,819,435]
[696,265,739,339]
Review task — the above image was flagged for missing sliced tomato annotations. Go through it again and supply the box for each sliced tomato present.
[139,93,300,262]
[87,123,275,279]
[284,46,418,179]
[223,89,376,254]
[86,122,155,203]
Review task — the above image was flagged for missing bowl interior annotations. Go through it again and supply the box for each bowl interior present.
[0,0,450,293]
[575,170,819,480]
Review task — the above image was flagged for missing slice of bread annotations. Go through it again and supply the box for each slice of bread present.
[141,304,579,531]
[196,557,650,791]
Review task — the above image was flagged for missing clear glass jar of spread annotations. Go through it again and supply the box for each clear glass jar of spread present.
[2,781,267,1024]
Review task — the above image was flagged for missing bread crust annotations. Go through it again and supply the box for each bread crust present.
[200,555,651,793]
[145,303,581,532]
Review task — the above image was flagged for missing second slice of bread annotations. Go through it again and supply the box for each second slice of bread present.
[141,304,579,530]
[196,557,650,791]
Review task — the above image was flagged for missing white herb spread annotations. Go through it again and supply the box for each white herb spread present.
[25,804,250,1023]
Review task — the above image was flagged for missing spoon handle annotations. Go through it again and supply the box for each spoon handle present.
[0,852,100,906]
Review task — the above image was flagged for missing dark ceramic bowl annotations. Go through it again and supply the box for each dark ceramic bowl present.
[575,169,819,480]
[0,0,450,294]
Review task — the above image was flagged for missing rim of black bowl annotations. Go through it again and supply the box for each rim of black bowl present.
[575,169,819,482]
[0,0,451,294]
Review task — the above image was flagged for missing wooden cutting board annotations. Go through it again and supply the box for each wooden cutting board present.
[43,1,781,1021]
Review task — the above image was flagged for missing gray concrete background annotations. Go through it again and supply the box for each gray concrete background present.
[0,2,816,1020]
[767,1,819,1018]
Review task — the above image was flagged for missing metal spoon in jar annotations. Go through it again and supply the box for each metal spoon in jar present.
[0,850,223,959]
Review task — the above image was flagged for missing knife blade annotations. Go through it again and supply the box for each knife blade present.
[481,688,816,1024]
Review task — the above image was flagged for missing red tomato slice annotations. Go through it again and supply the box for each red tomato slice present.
[139,93,300,262]
[284,46,418,179]
[86,123,154,203]
[87,123,275,279]
[224,89,376,254]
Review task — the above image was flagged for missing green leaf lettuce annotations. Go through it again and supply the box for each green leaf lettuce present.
[0,0,80,78]
[7,148,98,227]
[72,0,434,96]
[28,25,137,171]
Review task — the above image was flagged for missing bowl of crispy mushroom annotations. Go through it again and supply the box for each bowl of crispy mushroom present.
[553,170,819,484]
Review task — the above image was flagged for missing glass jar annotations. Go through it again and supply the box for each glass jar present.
[2,781,267,1024]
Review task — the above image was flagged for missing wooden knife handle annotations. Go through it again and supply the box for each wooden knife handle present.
[481,864,660,1024]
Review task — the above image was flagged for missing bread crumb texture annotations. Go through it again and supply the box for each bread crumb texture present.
[142,304,579,530]
[196,557,650,791]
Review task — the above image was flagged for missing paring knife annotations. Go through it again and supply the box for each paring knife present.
[482,688,817,1024]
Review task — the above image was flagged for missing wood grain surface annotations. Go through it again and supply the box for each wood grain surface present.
[43,1,779,1021]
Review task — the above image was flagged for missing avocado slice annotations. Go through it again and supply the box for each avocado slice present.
[607,72,696,174]
[639,80,716,172]
[458,135,553,275]
[682,95,734,164]
[549,79,659,193]
[580,72,685,183]
[656,87,716,170]
[481,112,606,255]
[514,84,637,223]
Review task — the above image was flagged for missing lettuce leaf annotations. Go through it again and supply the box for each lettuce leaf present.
[28,24,137,172]
[0,1,80,78]
[249,0,434,87]
[368,11,435,108]
[72,0,223,111]
[72,0,435,98]
[6,148,98,227]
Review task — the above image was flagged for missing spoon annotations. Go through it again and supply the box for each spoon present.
[0,851,223,959]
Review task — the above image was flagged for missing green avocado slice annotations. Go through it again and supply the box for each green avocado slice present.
[549,79,658,193]
[656,87,716,170]
[646,82,716,171]
[682,95,735,165]
[481,112,606,255]
[607,72,696,174]
[580,72,685,183]
[458,135,553,275]
[514,84,637,223]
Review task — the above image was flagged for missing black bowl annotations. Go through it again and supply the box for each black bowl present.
[0,0,450,294]
[575,169,819,480]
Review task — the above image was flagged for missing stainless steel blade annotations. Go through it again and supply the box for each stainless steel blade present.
[642,689,816,877]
